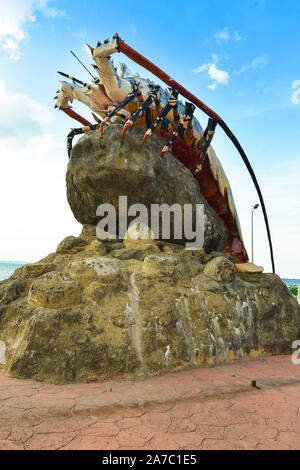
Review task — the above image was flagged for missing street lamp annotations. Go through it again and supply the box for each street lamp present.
[251,204,260,263]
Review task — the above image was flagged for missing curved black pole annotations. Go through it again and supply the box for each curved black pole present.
[219,120,275,273]
[117,38,276,273]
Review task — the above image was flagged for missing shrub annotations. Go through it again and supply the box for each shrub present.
[288,284,298,298]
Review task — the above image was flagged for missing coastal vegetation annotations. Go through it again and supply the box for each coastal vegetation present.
[288,284,298,298]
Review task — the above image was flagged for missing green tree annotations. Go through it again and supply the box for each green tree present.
[288,284,298,298]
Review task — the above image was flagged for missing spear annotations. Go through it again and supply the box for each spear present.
[116,36,275,274]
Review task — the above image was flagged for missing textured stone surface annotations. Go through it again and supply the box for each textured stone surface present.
[56,236,88,254]
[79,224,97,243]
[66,123,228,252]
[203,256,235,282]
[235,262,264,274]
[29,272,81,308]
[0,227,299,384]
[110,246,160,261]
[0,356,300,450]
[123,222,158,249]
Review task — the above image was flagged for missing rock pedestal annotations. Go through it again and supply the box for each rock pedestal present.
[0,125,299,384]
[66,124,228,252]
[0,225,299,384]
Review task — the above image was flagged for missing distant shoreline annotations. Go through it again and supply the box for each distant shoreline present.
[0,260,29,265]
[0,261,30,281]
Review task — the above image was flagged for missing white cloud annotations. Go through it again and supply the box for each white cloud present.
[219,153,300,278]
[193,55,230,89]
[214,27,230,43]
[214,27,243,44]
[193,63,209,74]
[3,37,20,50]
[8,51,23,61]
[234,31,243,42]
[0,79,80,262]
[291,80,300,105]
[208,63,230,85]
[0,80,52,136]
[42,6,66,18]
[0,133,81,262]
[208,82,217,90]
[2,37,22,60]
[73,28,87,40]
[234,55,269,75]
[0,1,66,60]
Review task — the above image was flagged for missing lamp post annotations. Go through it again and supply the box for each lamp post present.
[251,204,260,263]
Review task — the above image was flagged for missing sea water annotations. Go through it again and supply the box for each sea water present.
[0,261,28,281]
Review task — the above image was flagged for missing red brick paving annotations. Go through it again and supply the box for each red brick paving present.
[0,355,299,450]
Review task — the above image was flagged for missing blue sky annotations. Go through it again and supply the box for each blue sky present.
[0,0,299,277]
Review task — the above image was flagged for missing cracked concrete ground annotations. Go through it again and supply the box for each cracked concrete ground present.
[0,356,299,450]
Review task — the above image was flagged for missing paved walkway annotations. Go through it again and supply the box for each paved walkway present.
[0,356,299,450]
